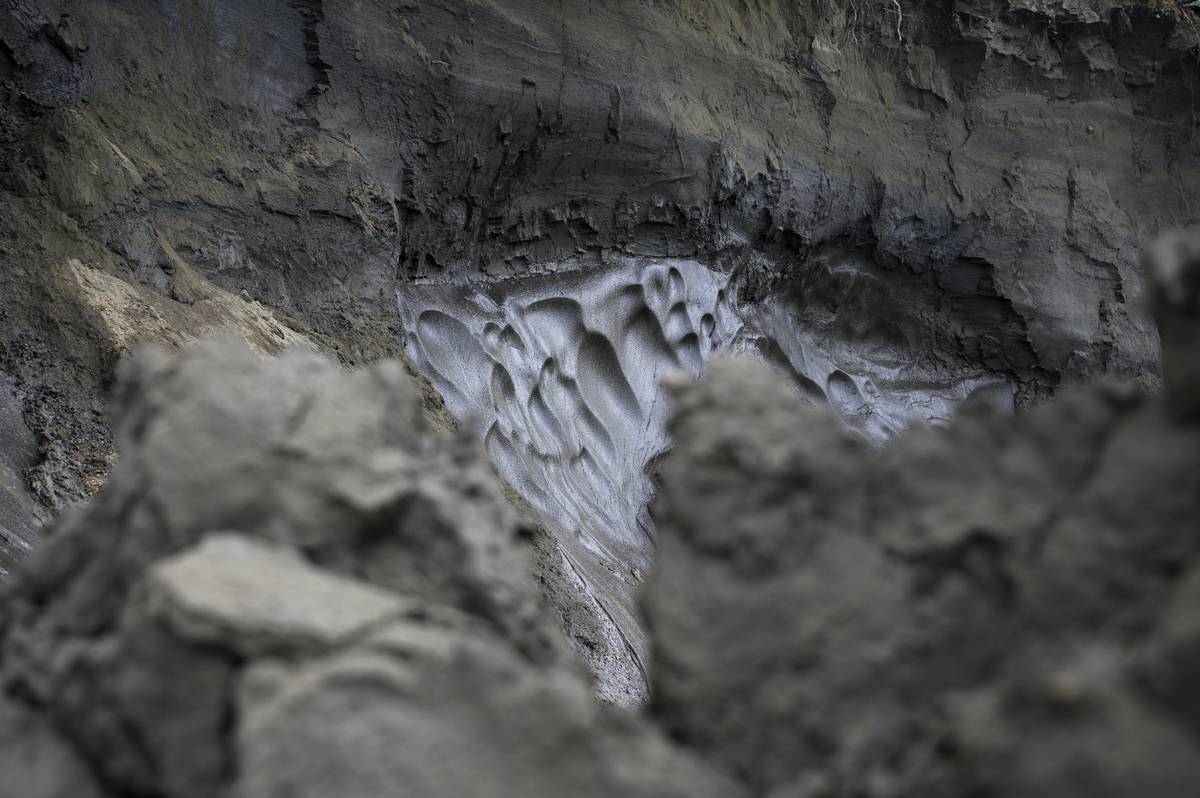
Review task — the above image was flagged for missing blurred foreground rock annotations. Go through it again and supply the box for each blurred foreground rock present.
[0,339,738,798]
[644,231,1200,797]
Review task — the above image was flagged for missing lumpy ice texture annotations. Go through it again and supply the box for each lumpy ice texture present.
[399,256,1011,700]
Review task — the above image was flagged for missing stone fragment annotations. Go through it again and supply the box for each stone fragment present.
[147,532,408,656]
[645,352,1200,795]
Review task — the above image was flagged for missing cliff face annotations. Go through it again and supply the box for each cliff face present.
[1,231,1198,798]
[2,0,1199,700]
[1,1,1200,786]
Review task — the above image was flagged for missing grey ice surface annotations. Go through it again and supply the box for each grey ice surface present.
[402,261,733,567]
[400,260,735,688]
[398,257,1012,689]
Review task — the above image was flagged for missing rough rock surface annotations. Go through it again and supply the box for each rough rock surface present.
[1,0,1199,791]
[0,338,739,798]
[642,232,1200,796]
[0,234,1198,795]
[3,0,1199,569]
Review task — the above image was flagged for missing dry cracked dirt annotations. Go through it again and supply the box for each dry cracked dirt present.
[2,1,1200,796]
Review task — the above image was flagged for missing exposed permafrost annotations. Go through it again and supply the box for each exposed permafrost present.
[405,261,732,563]
[398,257,1011,702]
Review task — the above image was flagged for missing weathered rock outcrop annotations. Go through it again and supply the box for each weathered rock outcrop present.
[0,231,1195,796]
[1,0,1200,790]
[1,232,1198,796]
[0,338,740,798]
[642,230,1200,796]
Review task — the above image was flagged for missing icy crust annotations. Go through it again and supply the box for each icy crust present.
[399,260,735,691]
[399,257,1012,557]
[401,261,735,571]
[398,257,1012,694]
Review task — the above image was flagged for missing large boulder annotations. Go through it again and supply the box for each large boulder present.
[0,339,739,798]
[643,233,1200,795]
